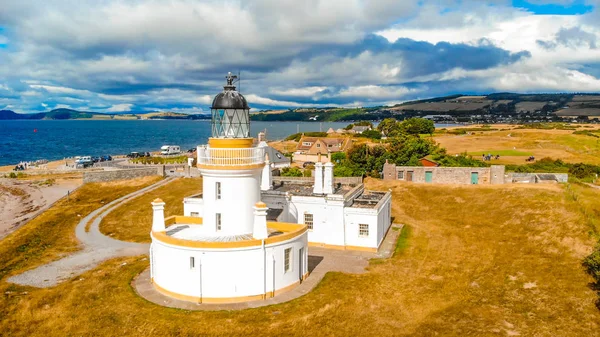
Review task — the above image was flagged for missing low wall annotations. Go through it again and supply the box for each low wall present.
[83,167,162,183]
[273,176,362,185]
[508,173,569,184]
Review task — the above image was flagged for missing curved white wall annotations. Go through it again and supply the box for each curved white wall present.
[150,232,308,302]
[200,168,262,235]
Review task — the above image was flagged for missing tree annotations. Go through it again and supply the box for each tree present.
[387,135,438,165]
[358,129,382,140]
[399,118,435,135]
[331,152,346,163]
[377,118,400,136]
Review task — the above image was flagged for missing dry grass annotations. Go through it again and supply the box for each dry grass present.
[99,177,202,243]
[0,176,162,280]
[1,178,600,336]
[434,128,600,165]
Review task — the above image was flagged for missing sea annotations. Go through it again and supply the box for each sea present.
[0,120,355,166]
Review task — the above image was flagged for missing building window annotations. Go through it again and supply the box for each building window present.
[397,171,404,180]
[190,257,195,269]
[359,224,369,237]
[304,213,313,230]
[316,143,321,148]
[302,142,312,146]
[215,182,221,200]
[216,213,222,231]
[190,212,200,217]
[284,248,292,273]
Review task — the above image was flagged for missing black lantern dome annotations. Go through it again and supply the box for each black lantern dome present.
[210,72,251,138]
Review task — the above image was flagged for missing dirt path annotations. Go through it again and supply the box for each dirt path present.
[0,178,81,240]
[7,177,174,288]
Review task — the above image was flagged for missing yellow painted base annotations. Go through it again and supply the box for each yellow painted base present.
[308,242,378,253]
[152,274,309,304]
[208,138,254,148]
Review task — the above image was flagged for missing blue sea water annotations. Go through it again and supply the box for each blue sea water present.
[0,120,351,166]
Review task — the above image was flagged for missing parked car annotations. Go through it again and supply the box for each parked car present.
[161,145,181,156]
[75,156,93,168]
[127,152,141,158]
[91,156,101,163]
[101,155,112,161]
[303,161,315,168]
[144,152,151,157]
[187,148,197,153]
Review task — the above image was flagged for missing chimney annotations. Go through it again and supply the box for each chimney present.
[313,162,324,194]
[253,202,269,239]
[151,198,166,232]
[261,159,272,191]
[323,162,334,194]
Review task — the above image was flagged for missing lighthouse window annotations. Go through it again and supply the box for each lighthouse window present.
[189,257,195,269]
[304,213,313,230]
[216,213,222,231]
[359,224,369,237]
[284,248,292,273]
[215,182,221,200]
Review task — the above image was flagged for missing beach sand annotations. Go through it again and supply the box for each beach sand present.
[0,177,82,240]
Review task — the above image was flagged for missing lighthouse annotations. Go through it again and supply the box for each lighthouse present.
[149,73,308,304]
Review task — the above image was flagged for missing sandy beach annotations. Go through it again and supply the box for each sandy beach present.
[0,177,82,240]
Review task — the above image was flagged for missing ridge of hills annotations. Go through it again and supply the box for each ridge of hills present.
[0,108,210,120]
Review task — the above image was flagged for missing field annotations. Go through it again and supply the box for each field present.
[391,100,492,112]
[99,177,202,242]
[1,177,600,336]
[435,126,600,165]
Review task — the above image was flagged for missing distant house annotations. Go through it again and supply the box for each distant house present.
[295,136,350,163]
[257,141,291,168]
[419,157,440,167]
[326,127,336,134]
[351,125,371,134]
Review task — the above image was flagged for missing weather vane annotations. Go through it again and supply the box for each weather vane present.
[226,72,238,86]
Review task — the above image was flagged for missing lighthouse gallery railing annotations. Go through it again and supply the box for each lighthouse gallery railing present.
[197,146,265,167]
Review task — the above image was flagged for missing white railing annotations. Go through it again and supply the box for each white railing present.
[197,146,265,167]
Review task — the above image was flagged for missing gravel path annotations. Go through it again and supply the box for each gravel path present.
[7,178,174,288]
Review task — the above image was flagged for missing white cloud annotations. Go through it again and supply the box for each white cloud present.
[269,86,327,97]
[106,103,133,112]
[337,85,418,99]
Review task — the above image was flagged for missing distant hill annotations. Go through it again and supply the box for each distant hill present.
[249,93,600,122]
[0,109,209,120]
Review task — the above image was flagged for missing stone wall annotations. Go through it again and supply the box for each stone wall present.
[83,167,162,183]
[508,173,569,184]
[382,162,505,185]
[273,176,362,185]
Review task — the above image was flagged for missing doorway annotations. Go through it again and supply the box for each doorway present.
[407,171,414,182]
[471,172,479,184]
[299,247,304,282]
[425,171,433,183]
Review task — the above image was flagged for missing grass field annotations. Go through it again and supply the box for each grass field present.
[1,178,599,336]
[435,127,600,165]
[99,177,202,242]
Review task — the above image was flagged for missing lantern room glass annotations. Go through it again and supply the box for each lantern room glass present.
[211,108,250,138]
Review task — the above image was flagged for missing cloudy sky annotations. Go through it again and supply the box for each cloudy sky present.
[1,0,600,113]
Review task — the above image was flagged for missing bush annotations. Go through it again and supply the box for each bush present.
[285,132,328,142]
[331,152,346,163]
[584,244,600,281]
[8,172,17,179]
[281,167,303,177]
[356,129,382,140]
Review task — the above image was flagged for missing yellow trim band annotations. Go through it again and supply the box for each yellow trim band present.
[153,219,307,249]
[308,242,377,252]
[151,276,308,304]
[208,138,254,148]
[196,163,265,171]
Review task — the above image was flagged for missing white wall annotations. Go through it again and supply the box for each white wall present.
[151,231,308,301]
[184,197,204,217]
[200,168,262,235]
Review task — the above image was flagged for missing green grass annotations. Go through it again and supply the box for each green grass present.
[394,225,411,256]
[468,150,533,156]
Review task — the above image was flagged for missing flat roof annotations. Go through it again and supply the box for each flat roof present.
[166,225,285,242]
[350,190,388,209]
[269,181,352,196]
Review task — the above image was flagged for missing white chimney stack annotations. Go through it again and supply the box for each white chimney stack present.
[151,198,166,232]
[253,202,269,239]
[261,159,272,191]
[313,162,324,194]
[323,162,334,194]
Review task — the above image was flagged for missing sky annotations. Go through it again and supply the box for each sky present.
[0,0,600,113]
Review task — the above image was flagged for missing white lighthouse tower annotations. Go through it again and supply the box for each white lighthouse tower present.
[149,73,308,304]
